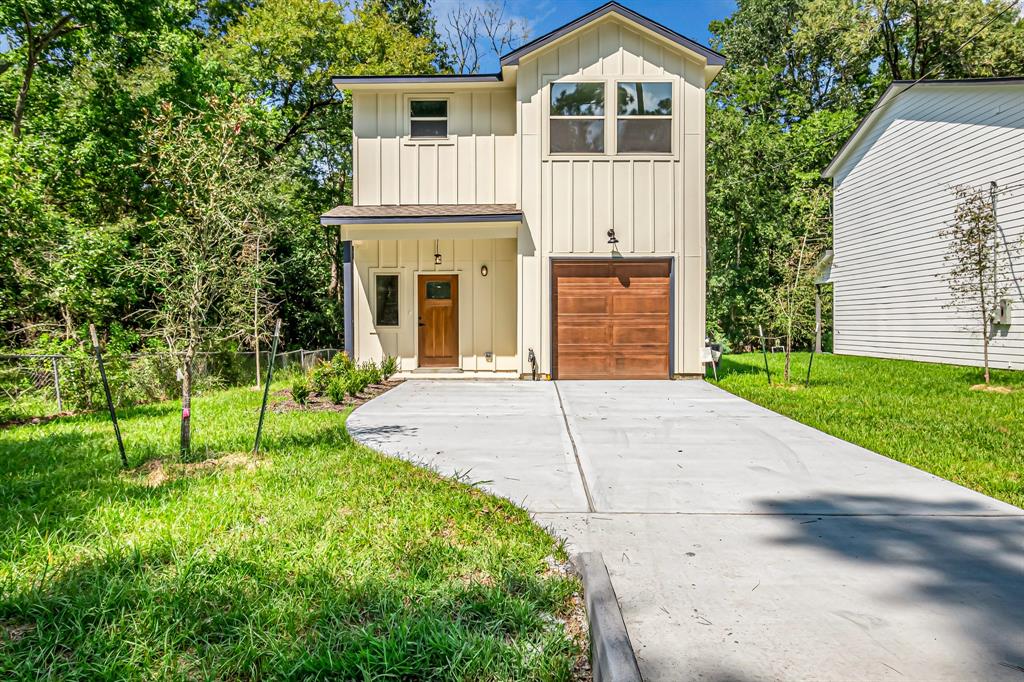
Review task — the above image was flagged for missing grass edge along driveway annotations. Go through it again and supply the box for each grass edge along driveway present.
[0,385,587,680]
[715,352,1023,508]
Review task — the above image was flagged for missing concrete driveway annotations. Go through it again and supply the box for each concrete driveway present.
[348,380,1024,681]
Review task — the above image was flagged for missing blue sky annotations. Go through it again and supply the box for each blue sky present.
[432,0,737,72]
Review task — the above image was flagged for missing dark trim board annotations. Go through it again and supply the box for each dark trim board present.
[321,213,523,226]
[342,240,354,359]
[332,74,503,86]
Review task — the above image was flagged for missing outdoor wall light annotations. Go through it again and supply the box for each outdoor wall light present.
[607,228,619,245]
[480,264,488,277]
[433,239,442,265]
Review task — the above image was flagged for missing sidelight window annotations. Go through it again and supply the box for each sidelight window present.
[375,274,400,326]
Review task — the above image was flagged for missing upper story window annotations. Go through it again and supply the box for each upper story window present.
[409,99,448,138]
[616,82,672,153]
[549,82,605,154]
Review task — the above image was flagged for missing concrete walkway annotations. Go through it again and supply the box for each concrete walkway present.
[348,380,1024,681]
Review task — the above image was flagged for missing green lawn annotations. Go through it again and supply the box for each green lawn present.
[715,352,1024,508]
[0,386,585,680]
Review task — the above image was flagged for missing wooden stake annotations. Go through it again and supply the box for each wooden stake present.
[253,319,281,455]
[90,324,127,467]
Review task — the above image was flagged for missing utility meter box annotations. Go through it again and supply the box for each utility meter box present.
[994,298,1013,325]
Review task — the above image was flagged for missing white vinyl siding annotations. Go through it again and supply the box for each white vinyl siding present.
[830,84,1024,370]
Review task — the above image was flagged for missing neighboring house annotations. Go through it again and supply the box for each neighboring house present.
[321,2,723,379]
[822,78,1024,370]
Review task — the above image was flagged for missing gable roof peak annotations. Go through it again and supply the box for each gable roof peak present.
[499,1,725,68]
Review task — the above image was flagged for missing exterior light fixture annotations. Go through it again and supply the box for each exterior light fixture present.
[480,264,488,277]
[607,228,619,245]
[433,239,442,265]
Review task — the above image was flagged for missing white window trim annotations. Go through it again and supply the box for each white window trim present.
[614,79,674,156]
[372,270,403,329]
[547,79,609,157]
[404,94,453,145]
[542,77,678,160]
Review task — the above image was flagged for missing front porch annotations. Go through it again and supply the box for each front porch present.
[321,204,521,376]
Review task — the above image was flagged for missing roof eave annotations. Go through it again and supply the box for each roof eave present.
[320,212,523,226]
[499,2,724,69]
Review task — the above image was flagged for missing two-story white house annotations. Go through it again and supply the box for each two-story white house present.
[322,2,724,379]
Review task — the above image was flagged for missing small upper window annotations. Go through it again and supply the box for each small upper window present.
[616,82,672,153]
[549,82,605,154]
[410,100,447,138]
[375,274,400,326]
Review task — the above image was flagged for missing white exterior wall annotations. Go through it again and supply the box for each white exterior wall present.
[831,84,1024,369]
[516,17,708,376]
[352,90,517,206]
[353,238,518,373]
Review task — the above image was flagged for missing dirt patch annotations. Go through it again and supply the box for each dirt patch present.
[273,379,403,413]
[542,555,591,682]
[1,620,36,643]
[970,384,1013,394]
[126,452,266,488]
[0,411,76,430]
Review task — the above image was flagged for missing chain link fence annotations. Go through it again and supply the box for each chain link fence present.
[0,348,342,423]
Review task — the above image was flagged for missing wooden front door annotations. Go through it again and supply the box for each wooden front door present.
[418,274,459,367]
[553,260,671,379]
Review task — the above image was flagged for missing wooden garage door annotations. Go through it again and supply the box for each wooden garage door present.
[553,260,670,379]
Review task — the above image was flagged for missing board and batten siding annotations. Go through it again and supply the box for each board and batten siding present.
[352,90,517,206]
[831,84,1024,370]
[352,238,518,372]
[516,16,709,376]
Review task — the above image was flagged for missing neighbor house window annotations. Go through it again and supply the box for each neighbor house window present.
[375,274,399,326]
[616,82,672,153]
[409,99,447,138]
[550,82,605,154]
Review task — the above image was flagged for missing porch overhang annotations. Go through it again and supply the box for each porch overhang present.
[320,203,522,240]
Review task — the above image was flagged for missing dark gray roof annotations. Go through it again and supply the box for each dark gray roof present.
[500,2,725,67]
[321,203,522,225]
[332,73,502,86]
[331,2,724,87]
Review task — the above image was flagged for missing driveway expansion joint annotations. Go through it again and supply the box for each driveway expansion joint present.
[554,381,597,514]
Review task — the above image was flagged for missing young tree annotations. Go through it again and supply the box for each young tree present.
[134,97,285,457]
[940,185,1005,385]
[761,230,827,383]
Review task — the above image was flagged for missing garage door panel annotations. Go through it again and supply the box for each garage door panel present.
[558,322,613,345]
[557,294,610,315]
[611,293,669,315]
[554,260,670,380]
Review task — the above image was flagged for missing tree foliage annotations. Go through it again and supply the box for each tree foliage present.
[705,0,1024,349]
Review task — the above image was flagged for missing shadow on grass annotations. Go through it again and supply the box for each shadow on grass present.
[758,494,1024,673]
[0,543,579,679]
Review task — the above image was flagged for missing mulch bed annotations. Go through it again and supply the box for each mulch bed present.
[272,379,404,413]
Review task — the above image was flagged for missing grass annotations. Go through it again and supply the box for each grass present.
[714,352,1024,508]
[0,385,585,680]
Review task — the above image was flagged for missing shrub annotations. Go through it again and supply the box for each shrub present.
[345,369,372,397]
[326,376,348,405]
[380,355,399,381]
[309,354,356,394]
[360,361,383,386]
[291,377,310,405]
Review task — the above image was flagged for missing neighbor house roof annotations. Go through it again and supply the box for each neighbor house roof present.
[822,77,1024,179]
[320,203,522,225]
[332,2,723,88]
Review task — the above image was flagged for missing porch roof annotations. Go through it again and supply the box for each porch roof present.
[320,203,522,225]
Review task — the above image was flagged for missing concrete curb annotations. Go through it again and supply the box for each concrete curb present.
[574,552,643,682]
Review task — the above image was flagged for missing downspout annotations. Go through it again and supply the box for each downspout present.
[343,240,354,359]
